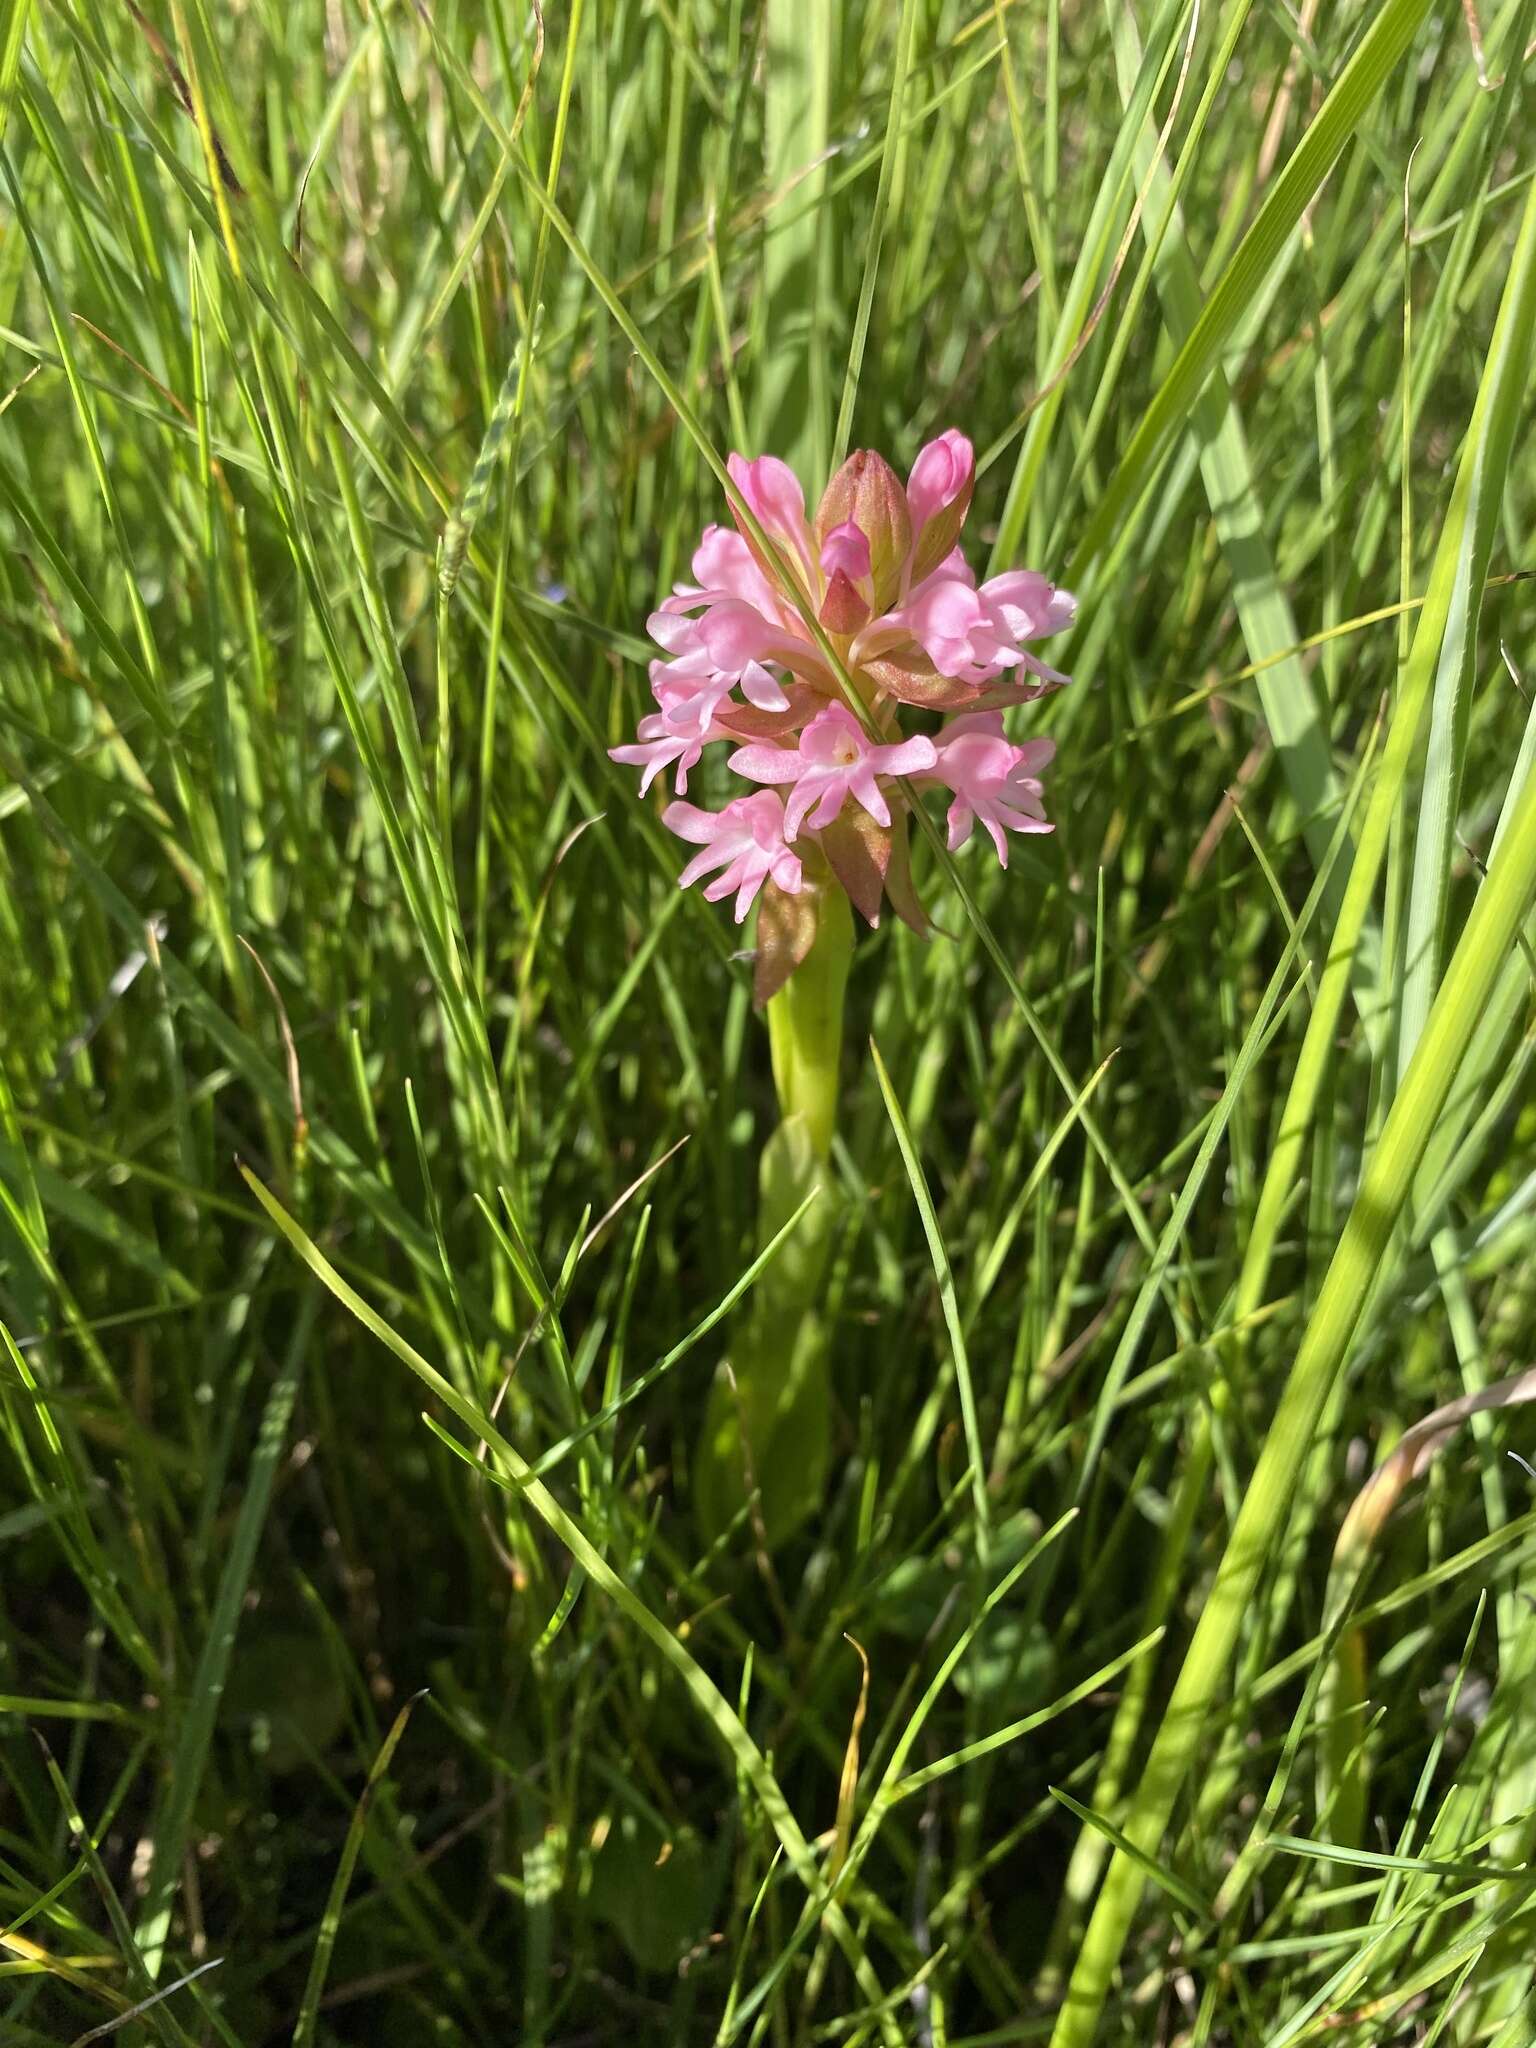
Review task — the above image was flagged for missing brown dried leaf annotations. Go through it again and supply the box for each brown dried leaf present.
[819,812,891,927]
[1338,1365,1536,1555]
[883,813,931,938]
[863,653,980,713]
[754,877,820,1008]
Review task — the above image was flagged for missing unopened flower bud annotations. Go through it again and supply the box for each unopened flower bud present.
[906,430,975,583]
[814,451,911,612]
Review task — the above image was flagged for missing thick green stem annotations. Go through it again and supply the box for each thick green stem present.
[694,882,853,1546]
[766,880,853,1161]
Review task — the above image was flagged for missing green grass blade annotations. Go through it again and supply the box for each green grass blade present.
[1049,520,1536,2048]
[1065,0,1436,585]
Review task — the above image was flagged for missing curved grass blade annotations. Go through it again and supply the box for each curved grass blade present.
[1048,548,1536,2048]
[290,1689,425,2048]
[871,1036,990,1555]
[1065,0,1437,586]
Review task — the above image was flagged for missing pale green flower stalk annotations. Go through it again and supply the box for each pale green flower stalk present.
[611,434,1073,1543]
[695,866,852,1543]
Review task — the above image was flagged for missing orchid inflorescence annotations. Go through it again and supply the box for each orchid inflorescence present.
[611,431,1074,998]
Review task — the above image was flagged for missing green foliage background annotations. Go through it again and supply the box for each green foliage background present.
[2,0,1536,2041]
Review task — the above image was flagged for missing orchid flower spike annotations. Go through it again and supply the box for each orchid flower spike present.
[610,430,1075,999]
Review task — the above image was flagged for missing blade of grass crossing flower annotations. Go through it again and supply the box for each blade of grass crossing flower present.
[240,1169,903,2041]
[1065,0,1437,587]
[871,1038,991,1557]
[1048,567,1536,2048]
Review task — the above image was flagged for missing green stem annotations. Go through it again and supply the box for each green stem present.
[766,880,853,1161]
[693,881,854,1547]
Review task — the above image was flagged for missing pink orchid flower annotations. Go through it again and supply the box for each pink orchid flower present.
[611,430,1073,974]
[729,703,937,838]
[885,567,1077,686]
[663,790,804,922]
[925,712,1056,863]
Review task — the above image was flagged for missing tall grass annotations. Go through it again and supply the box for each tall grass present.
[2,1,1536,2042]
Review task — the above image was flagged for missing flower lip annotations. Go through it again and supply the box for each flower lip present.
[663,789,803,922]
[729,702,939,839]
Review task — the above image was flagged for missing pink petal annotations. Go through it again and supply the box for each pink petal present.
[727,453,814,572]
[610,736,681,796]
[728,742,805,785]
[663,800,723,846]
[819,519,872,584]
[691,524,781,610]
[648,609,700,653]
[939,711,1005,745]
[787,768,843,838]
[907,430,974,532]
[906,578,985,641]
[679,843,737,888]
[699,601,782,673]
[875,734,939,778]
[769,845,804,894]
[978,570,1056,633]
[798,702,865,764]
[732,873,765,922]
[740,660,790,712]
[848,765,890,828]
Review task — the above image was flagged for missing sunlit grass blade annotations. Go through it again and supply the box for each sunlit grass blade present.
[1065,0,1438,584]
[1049,559,1536,2048]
